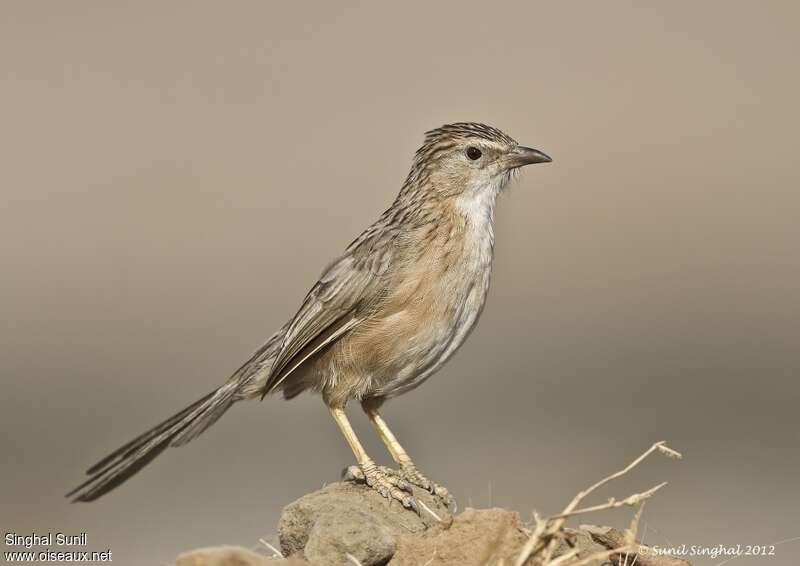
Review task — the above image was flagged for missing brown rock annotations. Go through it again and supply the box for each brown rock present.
[391,507,529,565]
[581,525,691,566]
[304,508,396,565]
[176,483,691,566]
[278,481,450,563]
[175,545,276,566]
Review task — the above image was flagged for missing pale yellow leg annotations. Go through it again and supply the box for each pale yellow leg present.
[329,406,417,511]
[363,408,414,468]
[363,406,454,508]
[329,407,370,464]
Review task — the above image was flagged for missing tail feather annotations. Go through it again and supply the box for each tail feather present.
[84,393,213,476]
[66,436,174,502]
[67,389,231,502]
[170,384,237,446]
[69,326,288,502]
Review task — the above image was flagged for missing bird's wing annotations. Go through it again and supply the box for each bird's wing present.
[261,231,395,397]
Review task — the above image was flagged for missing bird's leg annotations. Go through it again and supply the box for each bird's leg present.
[362,405,455,509]
[328,406,418,512]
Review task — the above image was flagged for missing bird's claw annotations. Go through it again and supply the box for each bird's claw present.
[362,464,456,512]
[397,465,456,512]
[377,466,413,493]
[342,463,420,513]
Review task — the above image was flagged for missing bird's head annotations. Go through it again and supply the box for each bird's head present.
[402,122,551,202]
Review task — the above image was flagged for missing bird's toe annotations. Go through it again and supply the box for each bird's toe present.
[377,466,412,492]
[399,466,456,511]
[401,494,421,514]
[354,463,421,512]
[341,464,365,483]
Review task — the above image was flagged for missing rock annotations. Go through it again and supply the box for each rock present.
[304,508,396,565]
[277,482,534,565]
[175,545,283,566]
[177,482,691,566]
[392,507,529,565]
[552,528,611,564]
[278,481,450,563]
[581,525,692,566]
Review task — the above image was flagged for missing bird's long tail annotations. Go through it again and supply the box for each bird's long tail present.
[66,383,238,502]
[68,324,288,502]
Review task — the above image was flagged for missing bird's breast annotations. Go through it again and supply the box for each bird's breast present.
[341,210,495,397]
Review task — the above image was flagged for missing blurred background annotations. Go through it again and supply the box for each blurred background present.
[2,1,798,564]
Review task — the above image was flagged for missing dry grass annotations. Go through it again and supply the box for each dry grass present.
[513,441,683,566]
[258,538,284,559]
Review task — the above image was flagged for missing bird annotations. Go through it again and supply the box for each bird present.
[67,122,551,510]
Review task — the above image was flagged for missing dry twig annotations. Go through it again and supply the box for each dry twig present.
[549,483,667,520]
[514,441,682,566]
[258,538,284,558]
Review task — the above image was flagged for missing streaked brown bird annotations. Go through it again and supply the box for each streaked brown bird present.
[68,122,551,510]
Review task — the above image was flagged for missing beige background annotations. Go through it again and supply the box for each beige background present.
[2,1,799,564]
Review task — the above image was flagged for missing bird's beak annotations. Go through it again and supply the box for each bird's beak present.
[506,146,552,168]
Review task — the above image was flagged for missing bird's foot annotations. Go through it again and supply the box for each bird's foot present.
[395,463,456,512]
[342,462,419,513]
[370,463,457,513]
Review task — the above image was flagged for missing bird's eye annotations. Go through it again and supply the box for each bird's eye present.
[466,146,482,160]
